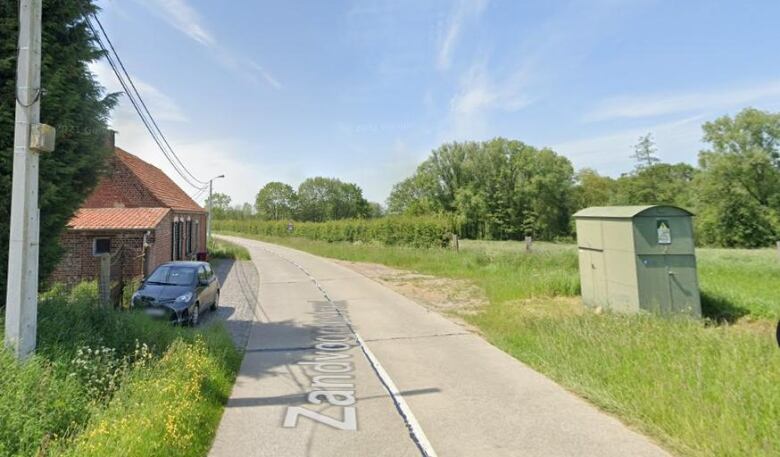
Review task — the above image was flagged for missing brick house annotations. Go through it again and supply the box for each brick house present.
[51,145,208,285]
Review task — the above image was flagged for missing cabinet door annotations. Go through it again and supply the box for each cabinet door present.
[590,251,608,308]
[666,255,700,314]
[637,255,671,313]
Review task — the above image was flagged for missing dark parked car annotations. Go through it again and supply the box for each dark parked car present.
[132,261,220,326]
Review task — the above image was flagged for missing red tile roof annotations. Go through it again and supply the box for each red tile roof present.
[68,207,170,231]
[115,148,205,212]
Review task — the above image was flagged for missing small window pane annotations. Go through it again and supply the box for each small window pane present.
[94,238,111,255]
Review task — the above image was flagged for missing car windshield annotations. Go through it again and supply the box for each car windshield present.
[146,266,196,286]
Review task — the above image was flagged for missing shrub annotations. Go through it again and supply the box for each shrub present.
[214,216,453,248]
[0,279,241,457]
[56,337,238,457]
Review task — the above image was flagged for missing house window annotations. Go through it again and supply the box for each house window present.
[194,220,199,252]
[93,238,111,255]
[172,220,182,260]
[187,220,193,254]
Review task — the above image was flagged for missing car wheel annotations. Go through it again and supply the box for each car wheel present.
[191,303,200,326]
[211,291,219,311]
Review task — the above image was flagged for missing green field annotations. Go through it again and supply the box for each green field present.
[0,282,241,457]
[459,239,780,320]
[219,231,780,457]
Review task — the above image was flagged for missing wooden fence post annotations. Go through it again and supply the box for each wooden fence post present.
[525,236,533,252]
[98,253,111,308]
[452,233,459,251]
[776,241,780,259]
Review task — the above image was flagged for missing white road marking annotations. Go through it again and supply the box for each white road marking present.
[257,244,438,457]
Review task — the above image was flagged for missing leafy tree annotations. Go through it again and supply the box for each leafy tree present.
[205,192,231,219]
[367,202,384,218]
[1,0,116,301]
[387,138,575,240]
[573,168,615,210]
[612,163,696,208]
[255,181,296,220]
[296,177,369,222]
[631,133,660,169]
[386,172,443,216]
[695,108,780,247]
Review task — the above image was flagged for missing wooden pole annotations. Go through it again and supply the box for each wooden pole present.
[525,236,533,252]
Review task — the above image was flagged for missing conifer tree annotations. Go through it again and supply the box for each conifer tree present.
[0,0,116,302]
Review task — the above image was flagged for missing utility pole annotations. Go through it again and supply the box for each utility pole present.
[5,0,55,360]
[206,174,224,246]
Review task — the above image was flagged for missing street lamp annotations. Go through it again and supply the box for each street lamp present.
[206,174,225,246]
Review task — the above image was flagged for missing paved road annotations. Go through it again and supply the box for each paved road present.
[209,235,669,457]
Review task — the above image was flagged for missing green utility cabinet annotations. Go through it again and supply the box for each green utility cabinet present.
[573,205,701,316]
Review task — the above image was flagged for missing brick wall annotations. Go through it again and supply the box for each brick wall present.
[83,155,163,208]
[50,230,146,285]
[150,212,173,269]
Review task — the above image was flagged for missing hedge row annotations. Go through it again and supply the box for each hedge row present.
[213,217,453,248]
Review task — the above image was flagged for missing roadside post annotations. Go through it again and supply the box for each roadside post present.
[98,254,111,308]
[206,174,225,246]
[5,0,56,360]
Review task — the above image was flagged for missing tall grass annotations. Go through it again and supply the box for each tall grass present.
[473,301,780,456]
[0,281,241,457]
[219,231,780,456]
[218,233,579,303]
[697,248,780,319]
[208,238,250,261]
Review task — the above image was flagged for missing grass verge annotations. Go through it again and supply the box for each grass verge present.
[0,281,241,457]
[208,238,251,261]
[218,231,780,456]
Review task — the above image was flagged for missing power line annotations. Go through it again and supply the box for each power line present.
[190,186,208,202]
[83,12,207,190]
[89,14,207,187]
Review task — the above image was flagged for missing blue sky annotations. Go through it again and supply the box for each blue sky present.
[93,0,780,206]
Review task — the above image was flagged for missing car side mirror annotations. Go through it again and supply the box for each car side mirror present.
[199,278,209,286]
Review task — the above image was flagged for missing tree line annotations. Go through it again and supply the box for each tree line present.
[215,107,780,248]
[207,176,383,222]
[387,108,780,248]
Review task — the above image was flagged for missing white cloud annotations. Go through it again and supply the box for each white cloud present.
[137,0,281,90]
[551,115,706,175]
[147,0,215,46]
[450,61,531,115]
[90,60,266,204]
[442,60,532,140]
[90,61,187,123]
[586,80,780,122]
[248,60,283,90]
[441,0,628,141]
[436,0,488,71]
